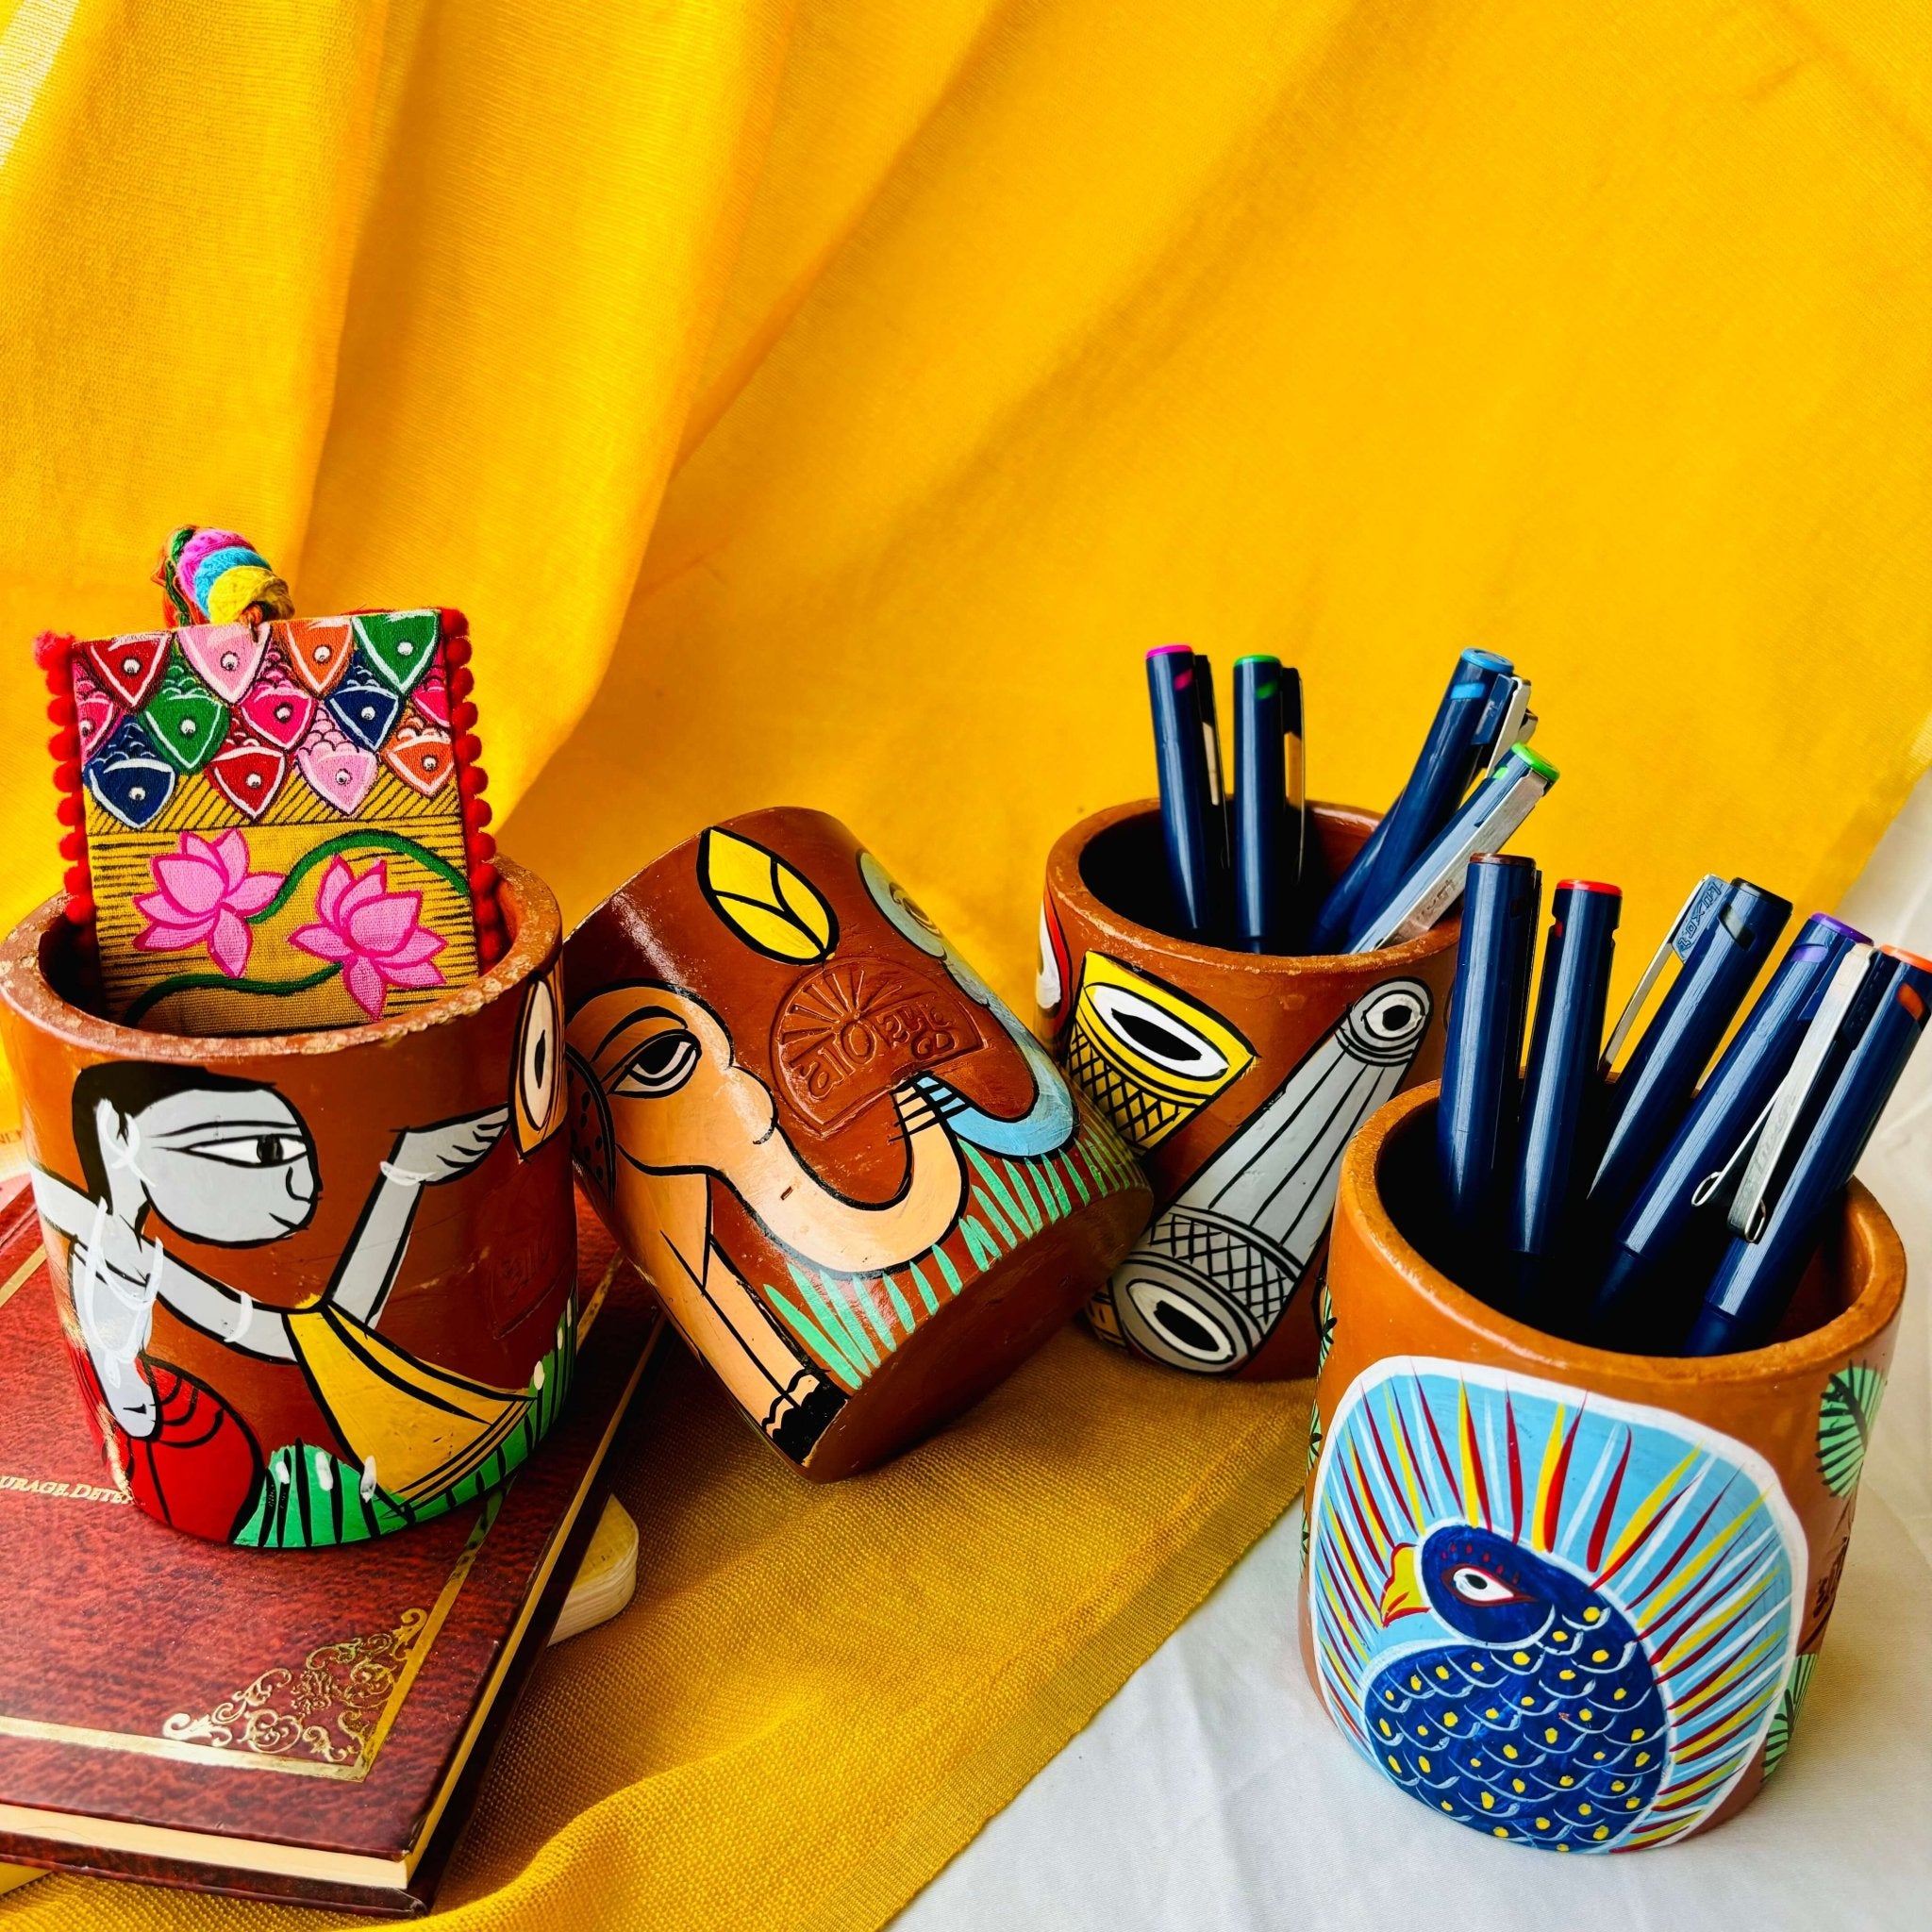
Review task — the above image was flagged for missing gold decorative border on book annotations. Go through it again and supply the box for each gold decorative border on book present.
[0,1240,505,1782]
[0,1498,497,1782]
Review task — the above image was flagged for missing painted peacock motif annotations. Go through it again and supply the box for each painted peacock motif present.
[1309,1359,1804,1852]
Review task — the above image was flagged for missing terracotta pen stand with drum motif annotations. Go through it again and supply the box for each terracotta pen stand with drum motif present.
[1301,1084,1906,1852]
[1039,800,1458,1379]
[0,857,577,1547]
[562,807,1151,1482]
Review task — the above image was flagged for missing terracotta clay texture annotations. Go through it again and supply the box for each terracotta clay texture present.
[1040,801,1458,1379]
[1300,1084,1906,1853]
[563,807,1152,1482]
[0,858,577,1545]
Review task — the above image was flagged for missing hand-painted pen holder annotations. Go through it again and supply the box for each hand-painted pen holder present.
[0,857,577,1546]
[1039,800,1458,1378]
[1300,1084,1905,1852]
[562,807,1152,1482]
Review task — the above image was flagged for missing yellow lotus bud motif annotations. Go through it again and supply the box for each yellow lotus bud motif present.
[698,827,839,963]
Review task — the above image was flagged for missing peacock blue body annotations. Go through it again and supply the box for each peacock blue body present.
[1308,1358,1803,1852]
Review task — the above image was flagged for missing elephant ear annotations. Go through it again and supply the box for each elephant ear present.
[699,828,838,963]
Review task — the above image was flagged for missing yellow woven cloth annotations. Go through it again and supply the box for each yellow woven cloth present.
[0,2,1927,1924]
[3,1341,1309,1928]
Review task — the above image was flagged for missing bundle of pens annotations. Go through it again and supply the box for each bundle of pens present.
[1146,644,1555,955]
[1437,858,1932,1356]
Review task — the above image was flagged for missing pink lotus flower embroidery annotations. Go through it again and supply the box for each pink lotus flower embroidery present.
[133,830,285,978]
[289,858,447,1020]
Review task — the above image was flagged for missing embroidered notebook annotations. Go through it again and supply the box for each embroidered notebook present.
[37,530,501,1036]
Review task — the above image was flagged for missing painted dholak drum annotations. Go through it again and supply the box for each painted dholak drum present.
[563,808,1152,1481]
[1039,801,1459,1380]
[1300,1085,1907,1851]
[0,858,577,1546]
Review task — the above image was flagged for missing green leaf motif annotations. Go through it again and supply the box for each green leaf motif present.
[1817,1364,1886,1497]
[1316,1276,1336,1375]
[1306,1400,1324,1478]
[1763,1651,1819,1781]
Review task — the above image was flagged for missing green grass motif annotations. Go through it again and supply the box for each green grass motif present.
[1762,1652,1819,1781]
[233,1296,577,1549]
[1817,1365,1886,1497]
[759,1107,1144,1391]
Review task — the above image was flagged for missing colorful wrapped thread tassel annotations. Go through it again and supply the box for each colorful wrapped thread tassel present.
[155,525,296,627]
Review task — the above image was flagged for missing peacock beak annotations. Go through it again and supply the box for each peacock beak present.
[1379,1543,1425,1624]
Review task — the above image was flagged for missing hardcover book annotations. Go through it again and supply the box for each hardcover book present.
[0,1174,663,1916]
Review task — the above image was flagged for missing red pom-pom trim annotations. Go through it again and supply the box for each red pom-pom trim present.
[58,830,84,861]
[46,694,75,726]
[56,795,82,826]
[436,609,501,961]
[64,892,94,924]
[33,630,75,676]
[48,728,78,759]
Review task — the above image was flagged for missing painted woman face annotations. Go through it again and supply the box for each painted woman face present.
[103,1085,319,1244]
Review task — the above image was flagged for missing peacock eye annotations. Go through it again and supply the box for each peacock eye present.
[1447,1565,1526,1606]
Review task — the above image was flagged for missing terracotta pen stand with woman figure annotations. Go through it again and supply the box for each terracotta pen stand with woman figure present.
[0,859,580,1546]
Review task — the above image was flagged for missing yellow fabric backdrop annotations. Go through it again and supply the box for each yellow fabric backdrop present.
[0,1,1927,1924]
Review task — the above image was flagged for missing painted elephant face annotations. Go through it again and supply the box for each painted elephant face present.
[566,981,964,1275]
[566,986,774,1180]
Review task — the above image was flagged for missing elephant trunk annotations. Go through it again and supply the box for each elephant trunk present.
[726,1089,963,1274]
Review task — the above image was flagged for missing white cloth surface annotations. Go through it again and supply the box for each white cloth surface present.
[899,776,1932,1930]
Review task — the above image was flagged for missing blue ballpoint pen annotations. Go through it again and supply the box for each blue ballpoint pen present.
[1193,653,1231,887]
[1310,648,1512,951]
[1345,649,1513,923]
[1587,911,1868,1344]
[1146,645,1218,939]
[1686,946,1932,1355]
[1346,743,1558,953]
[1438,854,1541,1250]
[1507,880,1621,1321]
[1232,655,1285,953]
[1588,876,1792,1233]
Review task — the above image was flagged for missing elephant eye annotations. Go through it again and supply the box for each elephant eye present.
[1447,1564,1526,1606]
[611,1030,700,1099]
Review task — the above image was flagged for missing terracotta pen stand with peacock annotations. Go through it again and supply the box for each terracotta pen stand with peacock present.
[2,533,576,1547]
[1300,1085,1905,1851]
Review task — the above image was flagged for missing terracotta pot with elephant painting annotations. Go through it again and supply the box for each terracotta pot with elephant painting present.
[1038,799,1459,1381]
[0,858,578,1546]
[562,808,1153,1481]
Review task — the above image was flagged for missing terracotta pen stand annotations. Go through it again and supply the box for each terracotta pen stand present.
[1040,800,1458,1378]
[0,858,578,1547]
[562,807,1151,1482]
[1300,1084,1906,1853]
